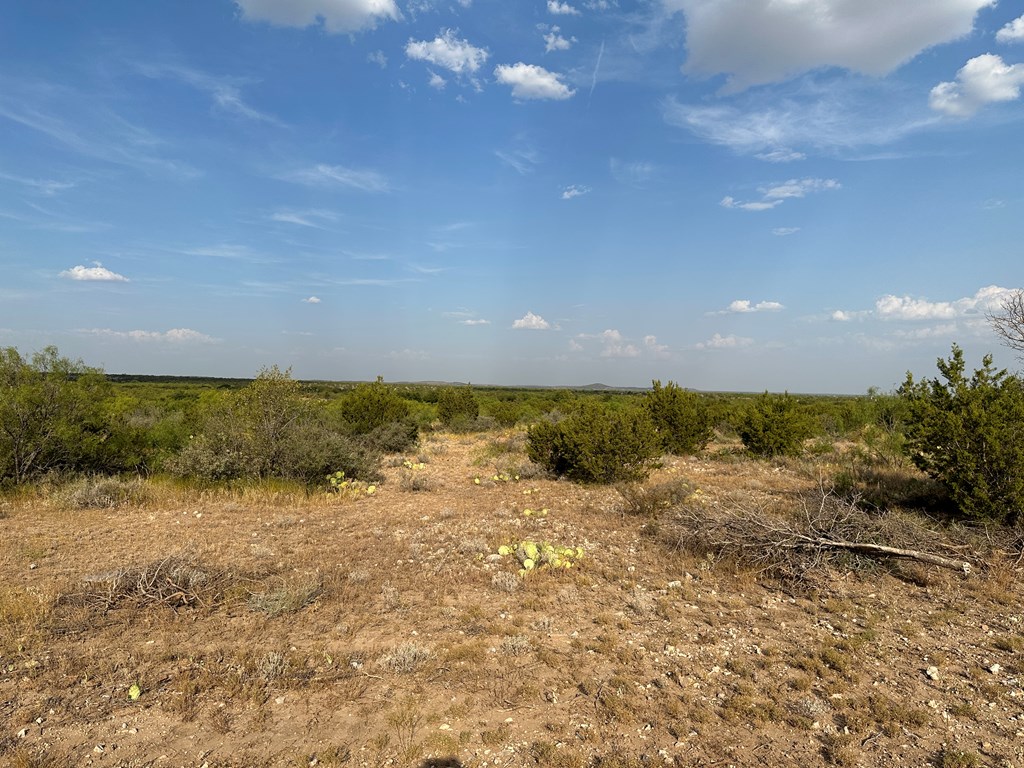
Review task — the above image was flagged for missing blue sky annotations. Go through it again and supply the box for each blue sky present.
[1,0,1022,393]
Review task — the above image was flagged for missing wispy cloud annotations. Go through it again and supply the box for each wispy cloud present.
[280,163,390,192]
[302,296,321,304]
[79,327,216,343]
[696,333,753,350]
[0,170,75,195]
[234,0,400,34]
[721,178,839,211]
[270,209,339,228]
[561,184,591,199]
[495,147,540,174]
[772,227,800,236]
[609,158,655,187]
[136,62,282,125]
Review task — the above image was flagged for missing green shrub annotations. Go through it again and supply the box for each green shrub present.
[436,386,480,430]
[336,377,413,436]
[899,345,1024,524]
[643,380,712,455]
[739,392,812,458]
[526,400,659,483]
[488,400,521,428]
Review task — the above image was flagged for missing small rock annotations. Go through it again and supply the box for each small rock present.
[926,666,940,680]
[17,727,29,739]
[989,663,1002,675]
[439,724,451,731]
[94,744,105,754]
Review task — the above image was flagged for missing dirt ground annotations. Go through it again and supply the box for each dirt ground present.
[2,431,1023,768]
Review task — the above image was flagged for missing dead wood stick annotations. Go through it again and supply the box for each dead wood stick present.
[790,535,972,574]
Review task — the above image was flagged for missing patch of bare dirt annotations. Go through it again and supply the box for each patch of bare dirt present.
[1,431,1022,768]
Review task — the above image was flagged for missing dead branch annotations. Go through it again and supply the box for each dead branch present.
[987,288,1024,359]
[671,488,974,581]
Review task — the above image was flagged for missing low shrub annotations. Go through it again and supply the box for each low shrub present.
[337,377,412,436]
[54,475,150,509]
[526,400,659,483]
[437,386,479,429]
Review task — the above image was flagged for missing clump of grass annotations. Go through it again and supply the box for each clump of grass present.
[248,574,323,617]
[936,747,981,768]
[55,475,150,509]
[491,572,520,593]
[380,642,431,673]
[500,635,531,656]
[255,650,287,681]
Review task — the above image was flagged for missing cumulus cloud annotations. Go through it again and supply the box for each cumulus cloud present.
[512,311,551,330]
[428,71,447,89]
[721,178,840,211]
[548,0,581,15]
[405,29,489,75]
[234,0,400,33]
[671,0,995,91]
[59,263,128,282]
[281,163,389,192]
[303,296,322,303]
[597,329,640,358]
[721,299,784,314]
[929,54,1024,117]
[561,184,591,199]
[80,328,216,343]
[875,285,1016,320]
[696,333,753,350]
[996,15,1024,43]
[542,26,576,52]
[644,335,669,356]
[494,63,575,100]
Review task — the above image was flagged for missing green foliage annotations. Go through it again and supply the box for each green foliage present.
[526,400,660,483]
[0,346,128,483]
[899,345,1024,524]
[487,399,521,428]
[643,380,712,455]
[495,540,584,575]
[168,367,380,484]
[337,377,415,436]
[436,385,480,429]
[739,391,812,458]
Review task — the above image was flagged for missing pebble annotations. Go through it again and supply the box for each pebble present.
[926,666,940,680]
[990,663,1002,675]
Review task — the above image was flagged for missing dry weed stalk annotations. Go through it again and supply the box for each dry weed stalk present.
[672,487,973,582]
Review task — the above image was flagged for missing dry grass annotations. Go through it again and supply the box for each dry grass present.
[1,434,1021,768]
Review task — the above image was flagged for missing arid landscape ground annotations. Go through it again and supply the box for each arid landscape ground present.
[2,430,1022,768]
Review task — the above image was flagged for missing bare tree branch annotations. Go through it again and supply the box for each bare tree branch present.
[987,289,1024,360]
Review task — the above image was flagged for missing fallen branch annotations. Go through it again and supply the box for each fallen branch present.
[786,534,971,574]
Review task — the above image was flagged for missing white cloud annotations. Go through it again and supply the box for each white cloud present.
[405,29,489,75]
[137,63,280,125]
[367,50,388,68]
[696,333,753,350]
[234,0,400,33]
[772,227,800,236]
[512,311,551,330]
[756,148,805,163]
[832,310,856,322]
[561,184,591,199]
[59,263,128,282]
[80,328,216,343]
[460,318,491,325]
[569,338,584,351]
[890,323,959,340]
[722,178,840,211]
[720,196,780,211]
[548,0,581,15]
[876,285,1017,320]
[303,296,322,303]
[281,163,389,192]
[723,299,784,313]
[929,54,1024,117]
[271,209,338,228]
[672,0,995,91]
[644,335,669,356]
[428,71,447,90]
[0,171,75,196]
[494,63,575,100]
[543,26,576,53]
[598,329,640,358]
[996,15,1024,43]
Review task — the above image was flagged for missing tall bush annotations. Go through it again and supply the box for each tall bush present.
[899,345,1024,524]
[526,400,659,483]
[643,380,712,455]
[437,385,480,430]
[739,392,811,458]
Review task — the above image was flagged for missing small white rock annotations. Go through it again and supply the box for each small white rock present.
[990,663,1002,675]
[926,666,940,680]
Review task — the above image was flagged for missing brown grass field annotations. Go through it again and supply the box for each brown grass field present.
[2,430,1022,768]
